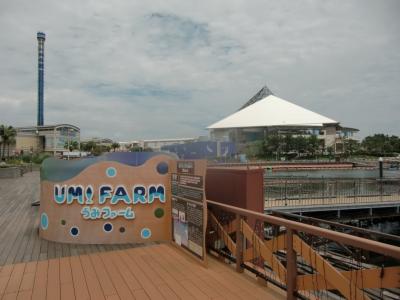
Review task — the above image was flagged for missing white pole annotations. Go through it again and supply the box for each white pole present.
[67,128,70,160]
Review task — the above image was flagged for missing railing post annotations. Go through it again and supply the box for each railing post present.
[286,229,297,300]
[284,180,288,206]
[235,214,244,273]
[335,179,338,202]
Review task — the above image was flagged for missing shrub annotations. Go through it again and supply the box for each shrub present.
[21,153,51,164]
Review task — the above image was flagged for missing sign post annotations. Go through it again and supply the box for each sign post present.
[171,160,207,265]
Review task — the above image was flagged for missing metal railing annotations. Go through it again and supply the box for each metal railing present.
[265,178,400,208]
[271,210,400,246]
[207,199,400,300]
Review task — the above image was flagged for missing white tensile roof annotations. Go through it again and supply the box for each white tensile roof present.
[208,95,338,129]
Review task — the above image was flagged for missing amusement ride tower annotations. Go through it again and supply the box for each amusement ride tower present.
[37,32,45,126]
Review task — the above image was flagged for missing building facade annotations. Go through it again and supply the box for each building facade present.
[16,124,80,155]
[140,138,196,152]
[208,86,358,154]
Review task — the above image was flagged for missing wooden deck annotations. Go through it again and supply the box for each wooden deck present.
[0,171,286,299]
[0,243,286,300]
[0,172,146,266]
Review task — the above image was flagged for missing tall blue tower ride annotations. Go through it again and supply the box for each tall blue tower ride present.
[37,32,45,126]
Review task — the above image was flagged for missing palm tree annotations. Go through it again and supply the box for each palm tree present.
[0,125,3,159]
[7,136,16,158]
[64,140,79,151]
[0,125,17,159]
[111,142,120,152]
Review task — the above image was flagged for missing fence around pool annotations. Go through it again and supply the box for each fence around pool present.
[265,178,400,208]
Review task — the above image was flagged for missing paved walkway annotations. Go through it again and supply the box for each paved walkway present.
[0,172,141,266]
[0,243,285,300]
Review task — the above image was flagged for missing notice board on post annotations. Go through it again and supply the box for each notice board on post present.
[171,160,207,264]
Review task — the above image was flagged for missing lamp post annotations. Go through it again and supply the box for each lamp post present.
[35,129,39,152]
[378,157,384,201]
[67,128,70,160]
[29,147,33,172]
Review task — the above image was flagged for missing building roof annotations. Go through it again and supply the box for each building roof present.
[239,85,274,111]
[17,124,80,132]
[208,94,338,129]
[143,138,195,143]
[81,137,114,144]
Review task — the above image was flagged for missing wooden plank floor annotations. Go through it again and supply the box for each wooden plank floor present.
[0,243,286,300]
[0,172,142,266]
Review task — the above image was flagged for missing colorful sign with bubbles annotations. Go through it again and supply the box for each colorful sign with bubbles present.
[39,152,175,244]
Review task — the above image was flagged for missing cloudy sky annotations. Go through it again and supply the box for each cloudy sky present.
[1,0,399,141]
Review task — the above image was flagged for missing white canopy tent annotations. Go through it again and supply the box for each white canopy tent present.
[208,95,338,129]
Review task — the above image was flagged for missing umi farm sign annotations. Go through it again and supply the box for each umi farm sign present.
[53,183,166,220]
[39,153,174,244]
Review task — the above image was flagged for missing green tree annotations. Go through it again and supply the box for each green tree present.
[0,125,17,159]
[64,140,79,151]
[307,135,320,157]
[344,139,360,156]
[111,142,120,152]
[7,136,16,158]
[327,146,334,159]
[361,134,398,156]
[129,145,143,152]
[261,133,324,159]
[81,141,97,152]
[80,140,110,156]
[263,133,283,158]
[91,146,102,156]
[244,141,264,158]
[283,134,294,154]
[293,135,308,154]
[389,135,400,153]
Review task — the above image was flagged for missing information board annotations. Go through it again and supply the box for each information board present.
[171,160,207,263]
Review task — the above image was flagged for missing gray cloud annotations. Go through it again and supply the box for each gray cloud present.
[0,0,399,140]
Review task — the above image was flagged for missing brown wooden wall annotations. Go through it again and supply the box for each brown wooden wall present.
[205,167,264,214]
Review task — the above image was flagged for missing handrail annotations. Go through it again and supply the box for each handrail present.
[271,210,400,243]
[207,199,400,260]
[264,177,400,182]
